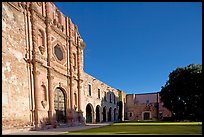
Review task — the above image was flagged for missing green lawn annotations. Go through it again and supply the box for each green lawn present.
[63,121,202,135]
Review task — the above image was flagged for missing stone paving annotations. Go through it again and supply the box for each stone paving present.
[2,123,112,135]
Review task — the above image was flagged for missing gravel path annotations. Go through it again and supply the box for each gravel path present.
[2,123,112,135]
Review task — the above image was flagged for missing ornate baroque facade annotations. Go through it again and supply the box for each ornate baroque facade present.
[2,2,171,131]
[2,2,126,130]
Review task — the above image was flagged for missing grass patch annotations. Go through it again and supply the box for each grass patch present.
[113,121,202,126]
[63,122,202,135]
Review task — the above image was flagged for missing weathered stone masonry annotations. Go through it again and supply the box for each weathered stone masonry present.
[125,92,172,121]
[2,2,126,130]
[2,2,171,130]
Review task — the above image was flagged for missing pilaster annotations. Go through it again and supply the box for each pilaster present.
[45,2,55,125]
[68,19,74,111]
[30,2,41,128]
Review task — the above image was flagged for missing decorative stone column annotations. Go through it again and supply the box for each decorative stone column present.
[48,72,55,124]
[45,2,55,125]
[77,46,81,111]
[69,41,74,110]
[77,44,84,124]
[33,70,41,128]
[30,2,41,129]
[68,18,74,123]
[93,111,96,124]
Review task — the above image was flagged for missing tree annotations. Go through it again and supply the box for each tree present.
[160,64,202,121]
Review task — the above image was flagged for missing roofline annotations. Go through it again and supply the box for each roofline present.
[127,91,160,95]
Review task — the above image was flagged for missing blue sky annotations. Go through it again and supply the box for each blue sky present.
[54,2,202,94]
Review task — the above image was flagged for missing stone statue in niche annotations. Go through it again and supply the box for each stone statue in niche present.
[41,100,47,109]
[41,84,47,108]
[38,30,45,55]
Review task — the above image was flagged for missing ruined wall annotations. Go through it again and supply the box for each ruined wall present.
[2,2,31,128]
[121,91,126,121]
[3,2,127,130]
[2,2,85,129]
[125,93,172,121]
[126,93,159,121]
[81,72,125,123]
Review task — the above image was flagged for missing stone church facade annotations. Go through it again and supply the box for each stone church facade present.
[2,2,126,130]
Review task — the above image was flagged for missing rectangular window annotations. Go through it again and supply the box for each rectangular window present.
[104,92,106,101]
[74,93,77,106]
[114,95,115,104]
[88,84,91,96]
[98,89,100,99]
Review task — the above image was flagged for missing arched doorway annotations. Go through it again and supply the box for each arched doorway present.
[108,107,112,122]
[54,87,66,123]
[96,105,100,123]
[143,112,150,120]
[103,107,106,122]
[86,103,93,123]
[114,108,116,121]
[118,101,123,122]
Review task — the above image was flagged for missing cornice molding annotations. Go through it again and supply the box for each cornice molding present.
[51,25,67,40]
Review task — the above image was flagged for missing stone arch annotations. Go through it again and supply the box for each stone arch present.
[86,103,94,123]
[96,105,100,123]
[54,87,67,123]
[108,107,112,122]
[103,106,107,122]
[114,108,117,121]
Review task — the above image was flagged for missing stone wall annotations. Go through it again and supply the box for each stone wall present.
[2,2,126,130]
[2,2,85,129]
[125,92,172,121]
[2,2,31,129]
[81,72,126,123]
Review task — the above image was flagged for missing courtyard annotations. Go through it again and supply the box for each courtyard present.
[63,121,202,135]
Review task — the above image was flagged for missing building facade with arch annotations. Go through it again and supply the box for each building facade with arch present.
[2,2,126,130]
[125,92,172,121]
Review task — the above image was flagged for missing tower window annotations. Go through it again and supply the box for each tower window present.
[88,84,91,96]
[104,92,106,101]
[98,89,100,99]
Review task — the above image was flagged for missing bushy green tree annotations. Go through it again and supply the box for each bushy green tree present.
[160,64,202,121]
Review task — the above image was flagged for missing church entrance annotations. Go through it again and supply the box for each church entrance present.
[54,87,66,123]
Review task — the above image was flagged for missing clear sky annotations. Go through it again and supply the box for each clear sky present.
[54,2,202,94]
